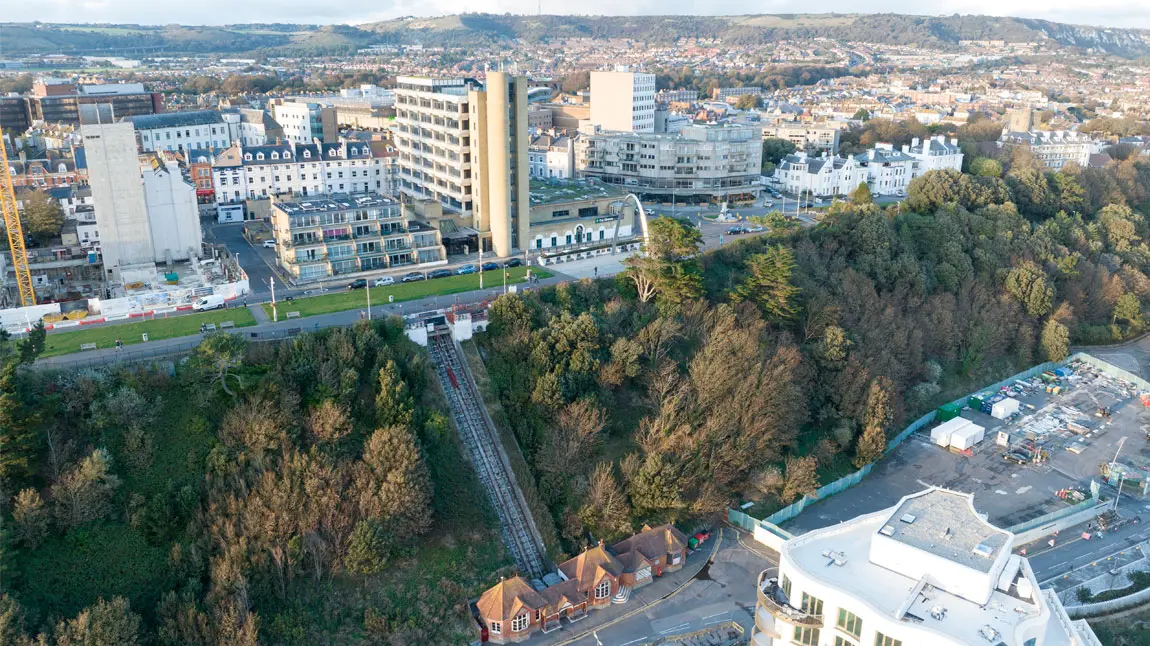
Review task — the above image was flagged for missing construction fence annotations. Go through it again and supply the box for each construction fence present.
[728,352,1134,542]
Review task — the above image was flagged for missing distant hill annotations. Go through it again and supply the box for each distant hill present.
[4,14,1150,57]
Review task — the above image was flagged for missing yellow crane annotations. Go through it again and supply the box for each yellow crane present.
[0,130,35,306]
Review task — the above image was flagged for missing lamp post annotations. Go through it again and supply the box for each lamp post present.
[268,277,278,322]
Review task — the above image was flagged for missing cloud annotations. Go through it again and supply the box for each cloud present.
[12,0,1150,29]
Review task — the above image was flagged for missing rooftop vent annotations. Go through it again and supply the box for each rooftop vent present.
[930,605,948,621]
[943,527,952,539]
[821,550,848,567]
[973,543,995,559]
[880,525,896,537]
[900,514,917,524]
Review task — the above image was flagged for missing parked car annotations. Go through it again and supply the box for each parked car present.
[456,264,477,275]
[374,276,395,287]
[504,258,523,268]
[401,271,425,283]
[346,279,368,290]
[747,225,765,233]
[428,269,453,279]
[726,226,745,235]
[481,261,499,271]
[262,239,276,248]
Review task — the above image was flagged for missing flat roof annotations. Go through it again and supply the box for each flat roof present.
[883,489,1010,573]
[127,110,222,130]
[529,179,626,206]
[273,193,399,216]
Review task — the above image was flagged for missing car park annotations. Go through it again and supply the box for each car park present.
[373,276,395,287]
[504,258,523,268]
[481,261,499,271]
[428,269,453,279]
[456,264,477,275]
[401,272,425,283]
[346,279,367,290]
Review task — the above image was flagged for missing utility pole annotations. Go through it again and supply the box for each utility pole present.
[268,277,278,322]
[366,282,371,320]
[503,269,508,294]
[1109,435,1127,510]
[479,246,483,290]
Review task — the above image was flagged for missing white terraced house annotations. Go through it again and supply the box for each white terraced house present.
[752,488,1102,646]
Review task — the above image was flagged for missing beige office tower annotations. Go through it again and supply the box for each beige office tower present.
[469,71,529,257]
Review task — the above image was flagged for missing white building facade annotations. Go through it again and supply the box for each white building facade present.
[211,142,392,206]
[998,131,1096,170]
[128,110,235,153]
[854,144,916,196]
[775,152,865,198]
[141,157,202,263]
[590,70,657,133]
[753,488,1101,646]
[393,76,475,215]
[904,135,964,178]
[272,101,336,144]
[528,133,576,179]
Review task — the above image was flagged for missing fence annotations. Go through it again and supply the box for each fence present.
[727,351,1131,539]
[1066,584,1150,618]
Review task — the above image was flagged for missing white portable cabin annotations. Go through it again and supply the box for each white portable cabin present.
[990,397,1020,420]
[949,422,987,451]
[930,417,973,447]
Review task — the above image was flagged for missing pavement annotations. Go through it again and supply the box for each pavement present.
[533,528,775,646]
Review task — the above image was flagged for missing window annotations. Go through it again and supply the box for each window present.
[595,580,611,599]
[578,206,599,218]
[489,621,501,635]
[874,634,901,646]
[551,209,569,219]
[793,627,819,646]
[801,593,823,618]
[511,613,529,632]
[836,609,862,639]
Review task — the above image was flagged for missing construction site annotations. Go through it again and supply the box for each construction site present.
[785,354,1149,537]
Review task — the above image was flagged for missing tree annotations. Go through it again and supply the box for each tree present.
[1097,204,1142,252]
[355,426,433,538]
[375,359,414,428]
[762,137,797,166]
[0,362,39,481]
[12,489,49,549]
[51,448,121,529]
[1004,261,1055,317]
[855,378,893,467]
[196,334,247,396]
[969,157,1003,178]
[54,597,142,646]
[1041,317,1071,361]
[344,520,391,574]
[307,399,353,445]
[852,108,871,121]
[19,190,64,244]
[781,455,819,503]
[1113,293,1141,327]
[729,245,801,322]
[625,217,704,305]
[735,93,761,110]
[849,182,873,205]
[579,462,633,541]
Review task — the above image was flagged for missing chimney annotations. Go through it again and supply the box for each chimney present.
[950,137,958,146]
[911,137,920,148]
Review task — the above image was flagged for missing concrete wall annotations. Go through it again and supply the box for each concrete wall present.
[83,120,153,280]
[1012,501,1112,546]
[143,160,203,262]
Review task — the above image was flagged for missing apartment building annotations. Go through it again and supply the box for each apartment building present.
[761,122,843,152]
[528,133,576,180]
[590,69,657,133]
[393,76,475,216]
[0,96,31,133]
[232,108,284,146]
[656,89,700,104]
[713,86,764,101]
[271,100,337,144]
[27,81,162,125]
[128,110,235,153]
[998,131,1096,169]
[576,123,763,203]
[853,144,916,196]
[904,135,964,177]
[752,488,1102,646]
[775,152,865,198]
[270,193,446,282]
[210,141,394,220]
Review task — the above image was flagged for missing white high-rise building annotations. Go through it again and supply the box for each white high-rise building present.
[81,107,156,283]
[141,157,202,264]
[752,488,1102,646]
[271,101,337,144]
[590,69,657,133]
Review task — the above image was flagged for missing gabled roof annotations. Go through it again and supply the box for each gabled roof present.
[538,577,585,611]
[476,576,545,623]
[611,524,688,569]
[558,542,623,590]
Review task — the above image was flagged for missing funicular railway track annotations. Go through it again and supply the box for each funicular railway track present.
[427,327,549,579]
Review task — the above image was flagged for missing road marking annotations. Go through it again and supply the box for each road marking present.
[618,638,647,646]
[659,623,691,634]
[701,612,727,622]
[1016,486,1032,494]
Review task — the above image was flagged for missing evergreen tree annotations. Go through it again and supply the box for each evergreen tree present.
[729,245,801,322]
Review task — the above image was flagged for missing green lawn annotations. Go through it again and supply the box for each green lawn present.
[42,308,257,358]
[264,267,551,319]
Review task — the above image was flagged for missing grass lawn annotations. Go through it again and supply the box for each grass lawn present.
[264,267,551,319]
[41,308,257,358]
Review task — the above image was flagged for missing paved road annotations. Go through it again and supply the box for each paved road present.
[1027,510,1150,583]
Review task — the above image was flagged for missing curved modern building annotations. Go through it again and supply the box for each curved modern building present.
[752,488,1101,646]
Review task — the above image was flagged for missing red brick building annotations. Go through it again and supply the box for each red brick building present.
[476,524,689,643]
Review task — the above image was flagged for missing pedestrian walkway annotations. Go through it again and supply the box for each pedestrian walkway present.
[248,303,271,324]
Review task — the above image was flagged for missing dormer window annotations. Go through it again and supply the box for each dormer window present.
[58,163,68,173]
[244,153,252,161]
[271,152,279,160]
[256,153,265,161]
[303,150,311,159]
[284,151,292,159]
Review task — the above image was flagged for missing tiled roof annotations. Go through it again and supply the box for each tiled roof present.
[558,542,623,591]
[610,524,688,569]
[476,576,545,622]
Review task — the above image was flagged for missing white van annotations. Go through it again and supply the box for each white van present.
[193,295,225,311]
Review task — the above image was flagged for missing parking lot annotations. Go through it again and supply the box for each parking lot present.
[784,356,1150,535]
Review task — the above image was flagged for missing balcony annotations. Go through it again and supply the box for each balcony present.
[756,571,822,627]
[285,253,328,265]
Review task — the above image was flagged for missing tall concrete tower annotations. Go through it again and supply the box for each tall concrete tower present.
[470,71,529,257]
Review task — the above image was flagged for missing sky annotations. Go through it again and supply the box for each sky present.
[13,0,1150,30]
